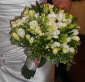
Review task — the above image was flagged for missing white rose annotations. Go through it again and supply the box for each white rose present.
[53,48,58,54]
[29,20,38,27]
[62,43,69,52]
[47,21,55,26]
[51,42,60,49]
[52,35,58,39]
[69,47,75,53]
[16,19,23,26]
[72,36,80,41]
[17,28,25,38]
[62,48,67,53]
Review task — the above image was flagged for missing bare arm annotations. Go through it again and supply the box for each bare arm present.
[52,0,72,11]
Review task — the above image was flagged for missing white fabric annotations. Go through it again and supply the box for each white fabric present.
[0,0,52,82]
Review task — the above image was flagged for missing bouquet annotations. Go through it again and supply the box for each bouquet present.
[10,3,80,79]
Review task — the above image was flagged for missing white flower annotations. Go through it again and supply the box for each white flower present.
[62,43,69,52]
[67,37,71,42]
[16,19,23,26]
[57,11,65,22]
[45,46,49,49]
[62,23,67,27]
[12,32,20,41]
[47,21,55,26]
[35,13,39,18]
[29,20,38,27]
[11,21,17,28]
[38,30,43,36]
[22,16,28,22]
[53,23,58,30]
[51,42,60,49]
[69,47,75,53]
[72,36,80,41]
[57,22,67,28]
[71,29,79,35]
[62,48,68,53]
[26,34,31,40]
[48,13,57,21]
[56,22,63,28]
[52,35,58,39]
[52,30,60,37]
[17,28,25,38]
[29,37,34,43]
[52,48,58,54]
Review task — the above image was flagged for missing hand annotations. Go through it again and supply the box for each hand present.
[52,0,72,11]
[34,59,40,67]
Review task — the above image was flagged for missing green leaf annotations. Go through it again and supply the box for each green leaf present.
[72,17,78,24]
[21,65,36,79]
[39,57,46,67]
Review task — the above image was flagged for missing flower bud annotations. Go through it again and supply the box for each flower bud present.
[12,32,20,41]
[26,34,31,40]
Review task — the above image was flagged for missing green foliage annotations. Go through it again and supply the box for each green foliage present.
[72,17,78,24]
[21,65,36,79]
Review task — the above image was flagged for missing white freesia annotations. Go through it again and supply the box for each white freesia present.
[52,30,60,37]
[56,22,63,28]
[53,22,58,30]
[71,29,79,35]
[51,42,60,49]
[17,28,25,38]
[57,22,67,28]
[52,35,58,39]
[48,12,58,21]
[57,11,65,22]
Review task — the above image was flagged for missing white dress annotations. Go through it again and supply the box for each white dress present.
[0,0,52,82]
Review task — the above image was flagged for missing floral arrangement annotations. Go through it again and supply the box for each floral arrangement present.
[10,3,80,79]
